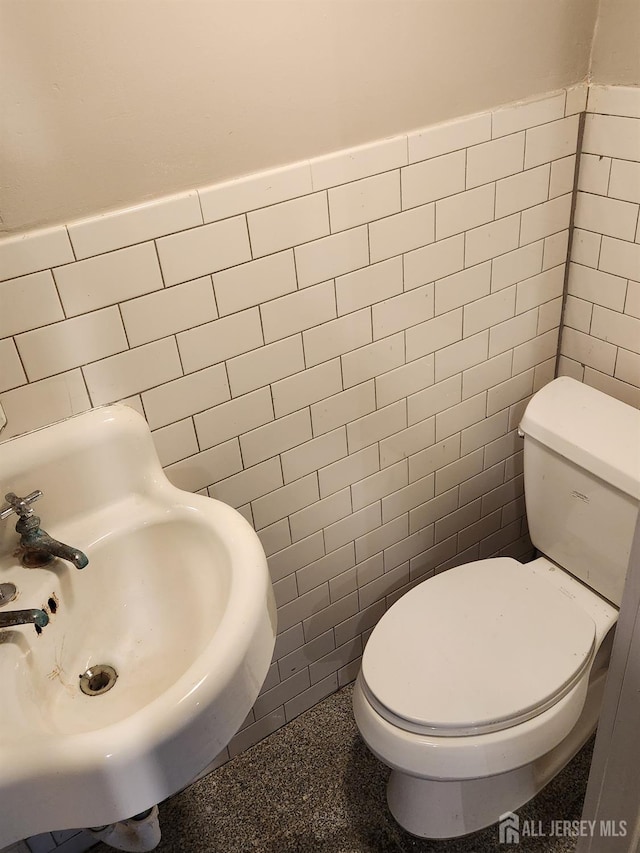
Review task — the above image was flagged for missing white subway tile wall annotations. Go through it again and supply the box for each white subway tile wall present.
[1,86,606,795]
[558,85,640,407]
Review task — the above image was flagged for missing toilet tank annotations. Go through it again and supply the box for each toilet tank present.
[520,377,640,607]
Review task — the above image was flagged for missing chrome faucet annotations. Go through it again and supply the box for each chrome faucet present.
[0,608,49,630]
[0,491,89,569]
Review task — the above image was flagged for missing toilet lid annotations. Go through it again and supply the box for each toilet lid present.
[361,558,596,736]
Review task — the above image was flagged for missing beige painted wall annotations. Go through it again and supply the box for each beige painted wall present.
[0,0,597,234]
[590,0,640,86]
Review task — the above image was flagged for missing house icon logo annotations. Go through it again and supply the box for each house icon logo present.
[499,811,520,844]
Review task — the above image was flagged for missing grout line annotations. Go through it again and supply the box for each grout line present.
[291,244,301,292]
[595,232,604,269]
[66,225,78,263]
[79,364,95,407]
[49,267,69,321]
[117,303,131,349]
[190,413,202,453]
[173,333,186,376]
[633,206,640,247]
[324,190,332,235]
[10,333,28,380]
[553,110,587,380]
[546,157,553,201]
[152,239,167,288]
[195,189,206,225]
[244,213,255,261]
[208,273,220,318]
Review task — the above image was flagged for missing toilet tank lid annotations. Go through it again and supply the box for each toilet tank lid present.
[520,377,640,501]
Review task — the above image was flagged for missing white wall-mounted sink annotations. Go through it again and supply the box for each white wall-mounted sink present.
[0,406,276,847]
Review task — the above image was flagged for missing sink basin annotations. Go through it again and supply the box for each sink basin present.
[0,405,276,846]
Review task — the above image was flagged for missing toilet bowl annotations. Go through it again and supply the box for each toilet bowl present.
[353,556,617,838]
[353,377,640,839]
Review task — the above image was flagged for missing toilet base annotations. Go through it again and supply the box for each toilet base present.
[388,763,539,840]
[385,670,605,839]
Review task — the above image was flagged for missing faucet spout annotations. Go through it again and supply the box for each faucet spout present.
[16,516,89,569]
[0,608,49,629]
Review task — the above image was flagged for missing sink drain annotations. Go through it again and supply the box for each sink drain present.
[79,664,118,696]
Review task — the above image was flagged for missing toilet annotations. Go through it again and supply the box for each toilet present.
[352,376,640,839]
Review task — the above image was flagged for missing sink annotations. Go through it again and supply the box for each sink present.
[0,405,276,846]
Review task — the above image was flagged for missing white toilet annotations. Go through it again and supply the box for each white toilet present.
[353,377,640,839]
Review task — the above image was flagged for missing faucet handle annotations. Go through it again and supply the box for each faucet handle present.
[0,491,43,521]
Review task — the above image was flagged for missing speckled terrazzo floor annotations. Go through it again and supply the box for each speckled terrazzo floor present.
[93,684,593,853]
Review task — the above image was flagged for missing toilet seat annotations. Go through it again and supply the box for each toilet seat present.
[361,558,596,737]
